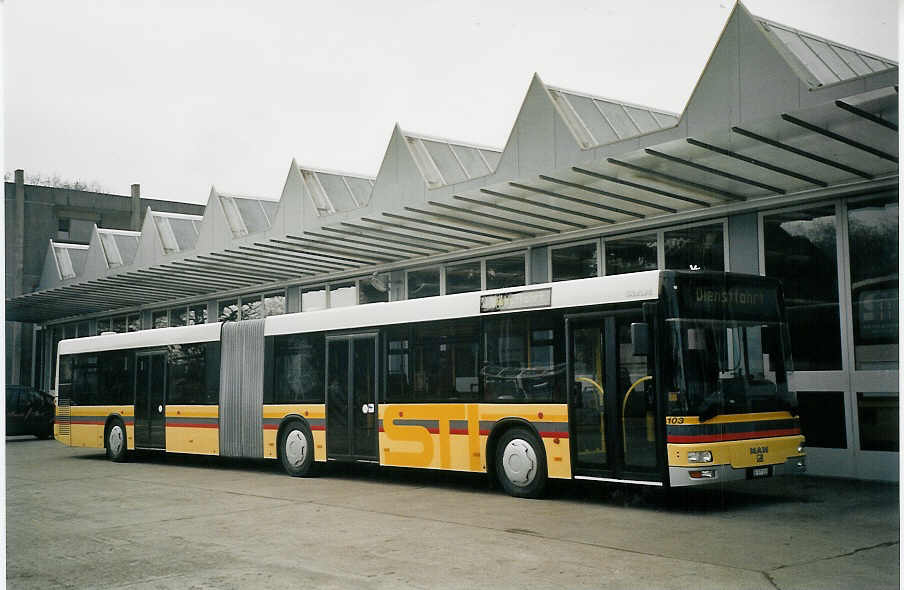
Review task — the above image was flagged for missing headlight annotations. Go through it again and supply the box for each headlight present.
[687,450,713,463]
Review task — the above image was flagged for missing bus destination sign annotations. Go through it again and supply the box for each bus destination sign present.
[480,288,552,313]
[673,277,781,322]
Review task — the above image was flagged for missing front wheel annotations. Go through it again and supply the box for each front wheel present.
[279,421,315,477]
[105,419,128,462]
[495,427,548,498]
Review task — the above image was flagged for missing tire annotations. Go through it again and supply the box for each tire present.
[105,419,128,462]
[495,427,548,498]
[279,420,315,477]
[36,427,53,440]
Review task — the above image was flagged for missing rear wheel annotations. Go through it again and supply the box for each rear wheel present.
[279,421,315,477]
[495,427,548,498]
[105,419,127,462]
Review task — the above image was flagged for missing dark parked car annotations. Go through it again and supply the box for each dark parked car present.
[6,385,54,439]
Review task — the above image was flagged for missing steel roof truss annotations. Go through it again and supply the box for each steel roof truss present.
[538,174,676,213]
[452,193,585,229]
[509,181,642,219]
[403,206,536,239]
[730,126,873,179]
[571,166,711,207]
[834,100,898,131]
[381,213,500,244]
[780,114,898,163]
[476,190,590,229]
[329,224,451,253]
[426,200,560,234]
[685,138,828,187]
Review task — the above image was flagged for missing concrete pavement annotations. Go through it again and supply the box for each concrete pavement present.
[6,437,899,589]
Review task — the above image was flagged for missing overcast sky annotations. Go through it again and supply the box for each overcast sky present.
[4,0,898,204]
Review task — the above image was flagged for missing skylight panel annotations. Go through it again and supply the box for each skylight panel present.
[220,195,249,238]
[300,170,335,215]
[405,137,445,188]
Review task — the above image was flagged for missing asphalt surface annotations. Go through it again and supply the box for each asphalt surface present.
[5,437,900,589]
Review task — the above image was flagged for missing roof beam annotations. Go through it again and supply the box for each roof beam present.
[538,174,676,213]
[382,212,504,243]
[643,149,779,195]
[282,235,397,264]
[138,268,251,291]
[834,100,898,131]
[509,181,643,219]
[731,126,873,179]
[426,200,560,234]
[194,255,299,279]
[571,166,711,208]
[480,188,599,227]
[453,194,585,229]
[403,206,536,239]
[685,138,828,187]
[168,260,285,284]
[332,223,452,253]
[780,114,898,163]
[318,226,445,255]
[359,216,488,248]
[302,230,421,258]
[234,246,348,272]
[605,157,746,201]
[211,251,319,276]
[251,241,368,267]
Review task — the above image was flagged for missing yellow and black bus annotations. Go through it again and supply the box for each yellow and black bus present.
[54,270,805,497]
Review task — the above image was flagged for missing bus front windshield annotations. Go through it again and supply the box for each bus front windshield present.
[666,318,795,419]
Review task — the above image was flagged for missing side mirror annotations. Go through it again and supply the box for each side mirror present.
[631,322,650,356]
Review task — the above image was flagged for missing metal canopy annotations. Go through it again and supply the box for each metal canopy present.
[7,8,897,325]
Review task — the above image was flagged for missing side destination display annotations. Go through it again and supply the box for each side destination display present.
[480,288,552,313]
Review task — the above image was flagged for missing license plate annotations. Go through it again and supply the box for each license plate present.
[752,467,770,478]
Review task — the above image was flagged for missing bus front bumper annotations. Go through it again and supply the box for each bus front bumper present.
[668,455,806,487]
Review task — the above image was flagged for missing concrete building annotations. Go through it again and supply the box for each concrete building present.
[6,3,897,480]
[4,171,204,387]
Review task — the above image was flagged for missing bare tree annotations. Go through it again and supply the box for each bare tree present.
[4,170,106,192]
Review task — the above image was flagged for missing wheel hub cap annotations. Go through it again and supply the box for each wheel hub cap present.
[109,426,124,455]
[285,430,307,468]
[502,439,537,486]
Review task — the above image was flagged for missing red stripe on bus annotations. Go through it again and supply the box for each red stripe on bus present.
[166,423,219,429]
[67,420,105,425]
[667,428,800,443]
[262,424,325,431]
[539,431,569,439]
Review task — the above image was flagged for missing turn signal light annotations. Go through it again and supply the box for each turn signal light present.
[689,469,716,479]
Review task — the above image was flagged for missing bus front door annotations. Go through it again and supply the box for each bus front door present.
[567,315,661,483]
[325,334,378,461]
[134,352,166,450]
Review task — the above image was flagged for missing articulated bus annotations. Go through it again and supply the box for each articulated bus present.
[54,270,805,497]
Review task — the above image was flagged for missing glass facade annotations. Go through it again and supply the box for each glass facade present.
[407,268,440,299]
[847,197,898,370]
[551,242,597,282]
[605,234,657,276]
[446,261,481,294]
[763,206,842,371]
[664,223,725,271]
[486,254,525,290]
[358,276,390,304]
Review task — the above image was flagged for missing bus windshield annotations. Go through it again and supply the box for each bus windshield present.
[666,318,795,419]
[661,272,796,419]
